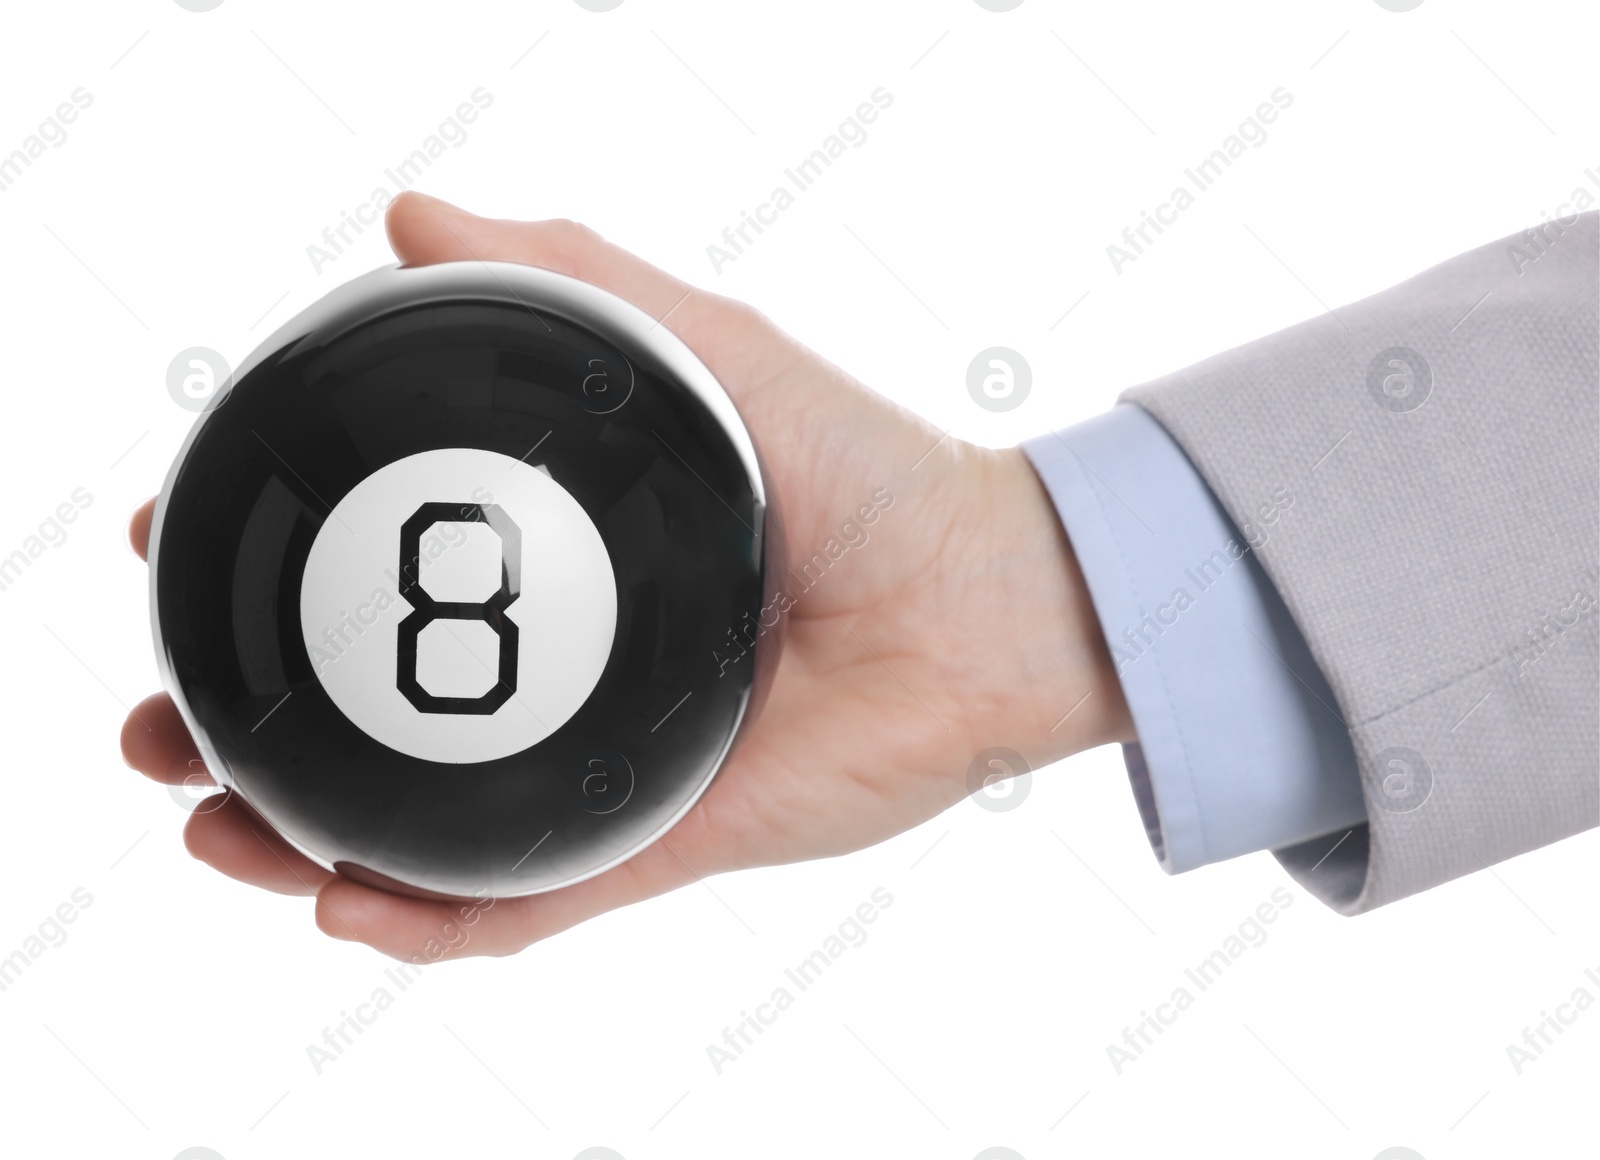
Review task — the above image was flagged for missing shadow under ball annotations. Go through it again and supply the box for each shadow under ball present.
[150,261,785,900]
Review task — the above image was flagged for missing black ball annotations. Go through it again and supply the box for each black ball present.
[150,261,784,899]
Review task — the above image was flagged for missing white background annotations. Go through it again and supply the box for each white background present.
[0,1,1595,1158]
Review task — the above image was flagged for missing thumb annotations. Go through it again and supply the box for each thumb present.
[384,190,727,359]
[383,190,804,419]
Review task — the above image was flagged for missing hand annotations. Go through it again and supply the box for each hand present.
[120,192,1133,960]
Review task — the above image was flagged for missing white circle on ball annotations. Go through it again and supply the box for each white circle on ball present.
[300,448,617,764]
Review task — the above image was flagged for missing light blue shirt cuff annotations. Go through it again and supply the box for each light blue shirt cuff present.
[1022,404,1366,873]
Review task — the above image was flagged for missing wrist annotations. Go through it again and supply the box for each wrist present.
[961,446,1134,763]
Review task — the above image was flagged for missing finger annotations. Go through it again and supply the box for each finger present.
[383,192,790,399]
[386,191,693,321]
[314,822,718,960]
[129,498,155,561]
[121,692,208,786]
[123,694,329,897]
[184,790,335,897]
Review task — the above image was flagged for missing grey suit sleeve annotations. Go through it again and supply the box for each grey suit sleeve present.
[1121,211,1599,915]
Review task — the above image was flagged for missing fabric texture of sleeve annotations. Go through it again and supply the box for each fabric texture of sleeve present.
[1023,404,1366,875]
[1120,212,1598,914]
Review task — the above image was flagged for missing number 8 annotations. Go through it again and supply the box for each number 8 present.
[395,502,521,715]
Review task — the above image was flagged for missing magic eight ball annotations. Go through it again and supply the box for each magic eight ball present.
[150,261,785,900]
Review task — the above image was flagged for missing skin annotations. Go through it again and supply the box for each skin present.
[120,191,1134,961]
